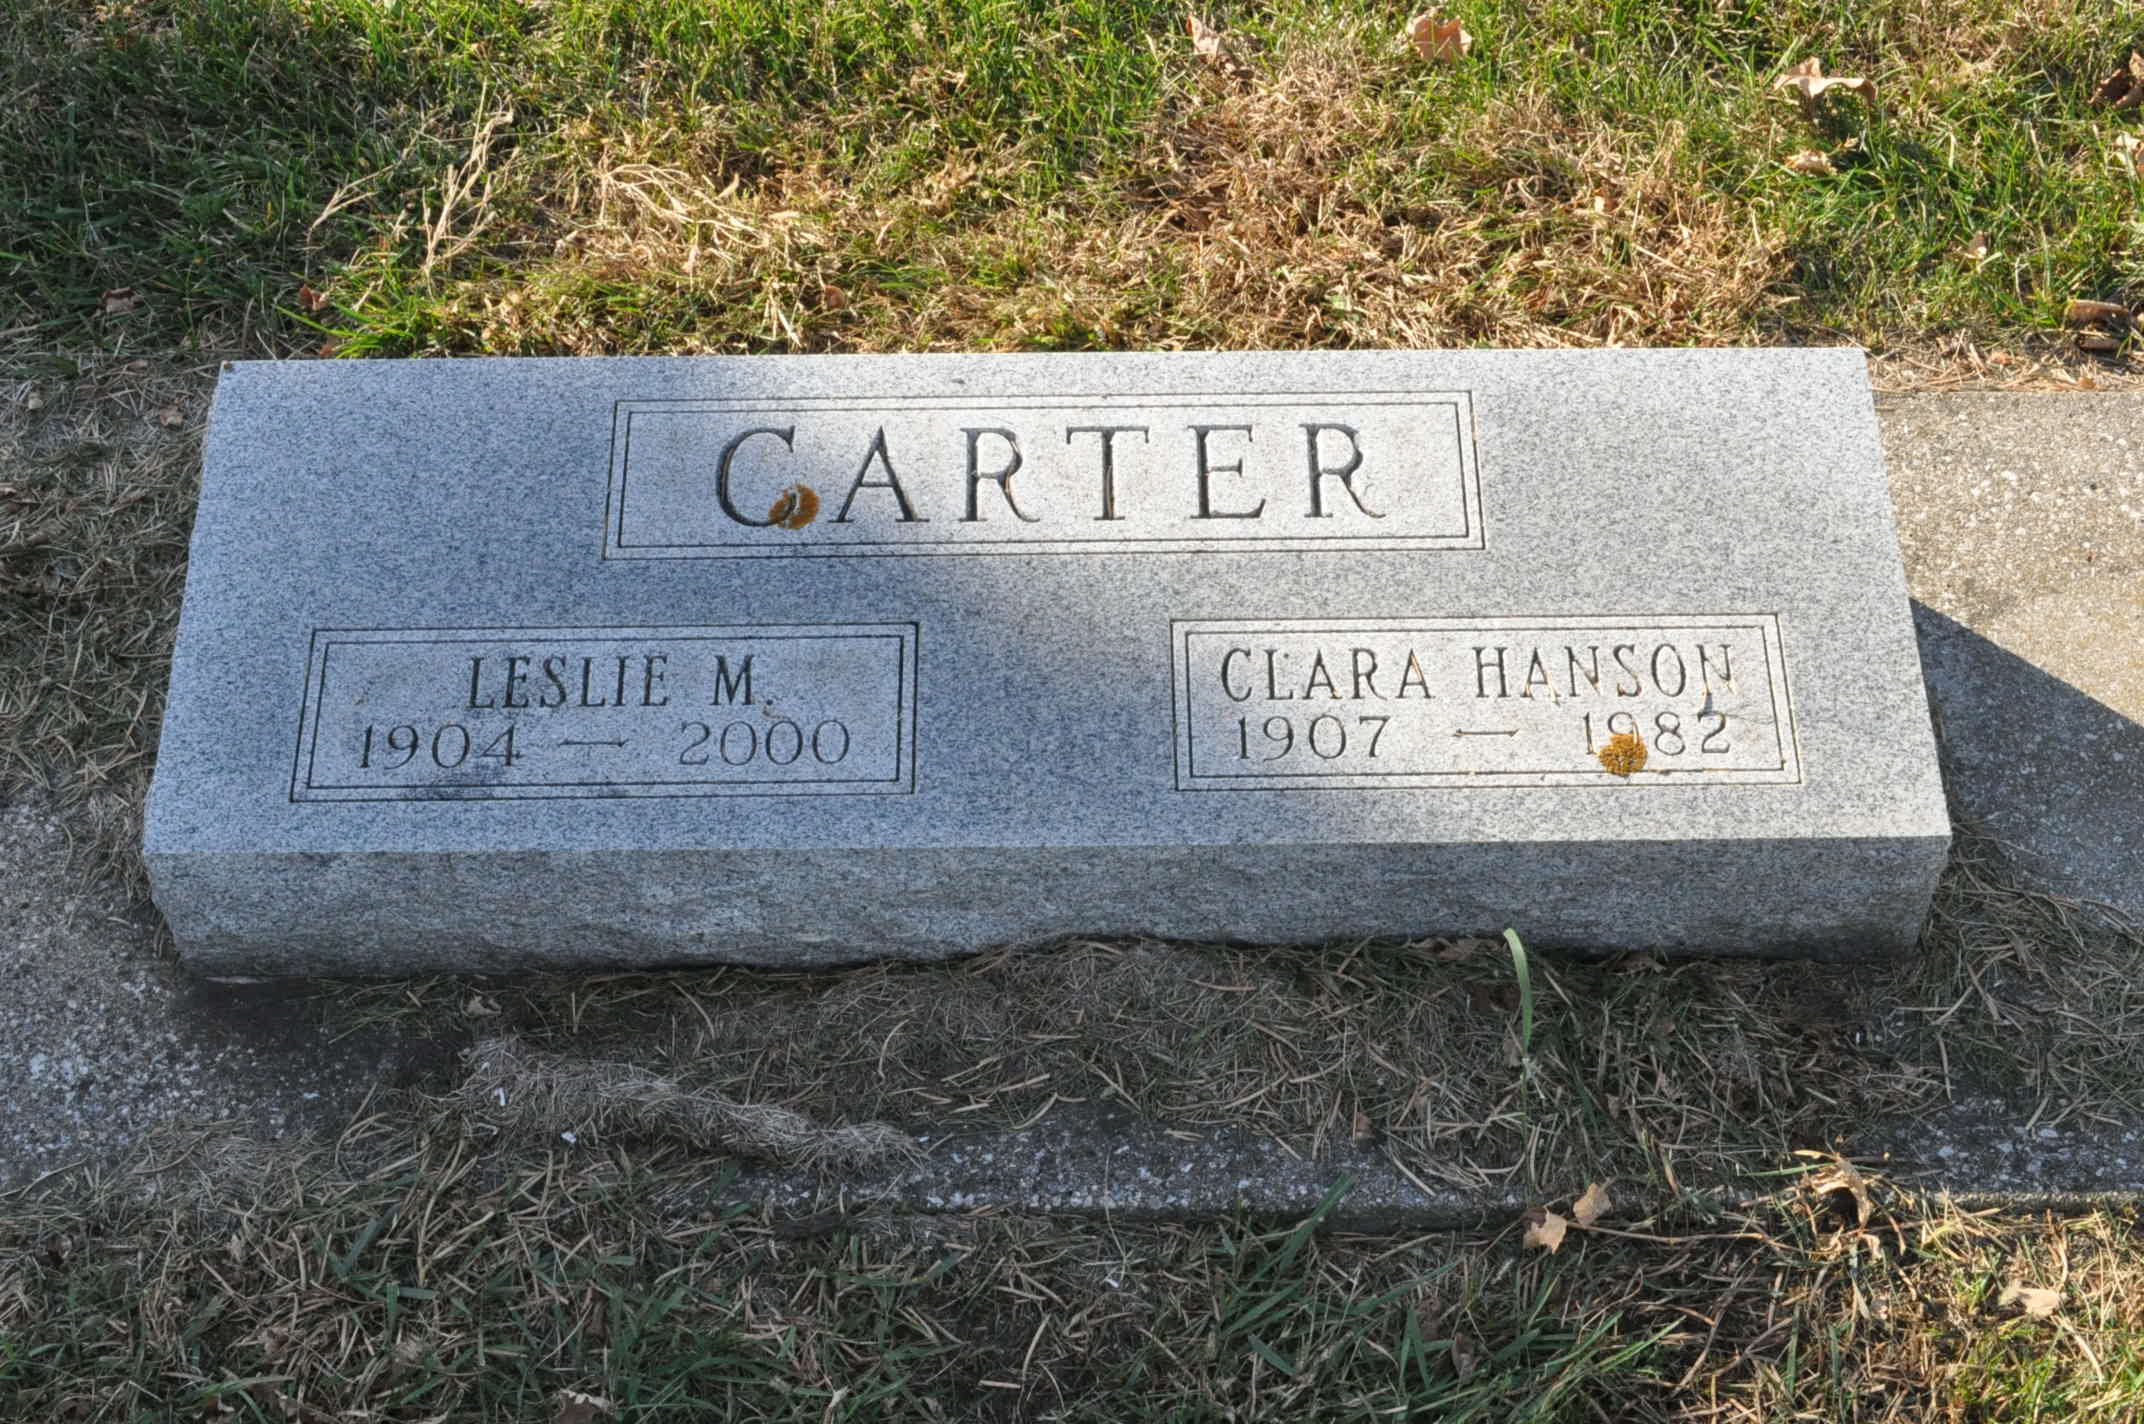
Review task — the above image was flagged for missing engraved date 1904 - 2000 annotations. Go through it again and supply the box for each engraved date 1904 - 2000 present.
[291,624,916,801]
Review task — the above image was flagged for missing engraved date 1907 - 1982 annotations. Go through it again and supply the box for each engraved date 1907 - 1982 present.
[1176,617,1798,789]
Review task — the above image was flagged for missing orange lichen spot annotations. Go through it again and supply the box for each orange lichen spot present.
[1597,729,1648,778]
[768,483,820,530]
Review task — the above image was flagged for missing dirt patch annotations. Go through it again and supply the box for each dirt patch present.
[0,790,460,1191]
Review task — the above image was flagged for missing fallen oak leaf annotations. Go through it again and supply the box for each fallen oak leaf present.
[1775,57,1877,123]
[1522,1206,1567,1253]
[1998,1282,2063,1317]
[1186,14,1251,79]
[1783,149,1837,176]
[555,1391,616,1424]
[1406,10,1473,64]
[2092,51,2144,109]
[1572,1182,1611,1229]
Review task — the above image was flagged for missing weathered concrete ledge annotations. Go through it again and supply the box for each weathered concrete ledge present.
[711,1101,2144,1233]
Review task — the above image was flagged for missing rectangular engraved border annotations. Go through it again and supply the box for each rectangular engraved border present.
[1169,614,1801,791]
[290,623,918,802]
[602,391,1482,558]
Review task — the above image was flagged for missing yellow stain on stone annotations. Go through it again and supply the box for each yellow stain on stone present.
[1597,729,1648,778]
[768,483,821,530]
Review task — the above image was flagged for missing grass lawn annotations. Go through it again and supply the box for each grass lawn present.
[5,0,2144,1419]
[7,0,2144,365]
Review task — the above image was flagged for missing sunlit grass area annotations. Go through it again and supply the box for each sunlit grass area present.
[7,0,2143,363]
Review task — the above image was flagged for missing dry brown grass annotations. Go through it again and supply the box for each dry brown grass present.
[1123,70,1782,351]
[455,1035,914,1169]
[5,1113,2138,1421]
[0,345,212,881]
[368,29,1784,361]
[315,820,2144,1217]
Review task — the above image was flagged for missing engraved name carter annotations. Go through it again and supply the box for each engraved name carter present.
[605,392,1481,557]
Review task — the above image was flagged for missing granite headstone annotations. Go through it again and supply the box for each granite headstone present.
[146,349,1949,974]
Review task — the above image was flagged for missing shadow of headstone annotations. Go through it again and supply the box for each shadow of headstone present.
[1914,600,2143,930]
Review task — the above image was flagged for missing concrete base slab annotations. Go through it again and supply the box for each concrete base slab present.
[6,386,2144,1221]
[10,782,2137,1220]
[1882,393,2144,928]
[715,1101,2144,1231]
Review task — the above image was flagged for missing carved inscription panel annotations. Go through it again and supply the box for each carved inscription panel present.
[605,392,1481,557]
[291,625,916,801]
[1173,615,1799,789]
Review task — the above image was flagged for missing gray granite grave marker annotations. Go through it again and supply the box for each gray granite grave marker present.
[146,348,1948,975]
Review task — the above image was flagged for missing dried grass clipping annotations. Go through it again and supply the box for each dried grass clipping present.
[453,1036,915,1169]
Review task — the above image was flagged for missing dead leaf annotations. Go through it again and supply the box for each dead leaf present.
[1572,1182,1611,1228]
[1186,14,1251,78]
[1998,1282,2063,1317]
[1467,981,1520,1014]
[1522,1206,1568,1253]
[1954,232,1991,264]
[2092,51,2144,109]
[1783,150,1836,176]
[1406,10,1473,64]
[1803,1158,1872,1229]
[100,287,140,317]
[297,283,329,312]
[157,405,183,429]
[2114,133,2144,173]
[463,993,500,1016]
[2066,298,2131,328]
[1351,1108,1377,1147]
[818,283,848,311]
[1775,57,1877,122]
[555,1391,616,1424]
